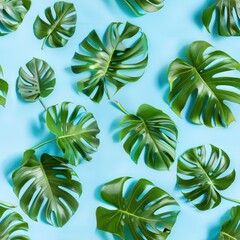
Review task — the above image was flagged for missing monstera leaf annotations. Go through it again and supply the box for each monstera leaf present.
[117,102,178,170]
[218,206,240,240]
[177,145,236,210]
[71,22,148,103]
[0,0,31,36]
[202,0,240,36]
[0,67,8,107]
[96,177,180,240]
[33,1,77,49]
[17,58,56,103]
[46,102,100,165]
[0,201,29,239]
[123,0,164,16]
[12,150,82,227]
[168,41,240,127]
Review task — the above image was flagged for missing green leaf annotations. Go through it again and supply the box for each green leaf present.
[33,1,77,49]
[17,58,56,102]
[118,103,178,170]
[96,177,180,240]
[202,0,240,36]
[12,149,82,227]
[177,145,235,210]
[168,40,240,128]
[0,201,29,240]
[218,206,240,240]
[46,102,100,166]
[71,22,148,103]
[0,67,8,107]
[123,0,164,16]
[0,0,31,36]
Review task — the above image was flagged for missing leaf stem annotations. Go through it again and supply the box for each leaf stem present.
[41,37,47,50]
[112,100,129,115]
[39,98,47,111]
[221,195,240,204]
[32,137,57,150]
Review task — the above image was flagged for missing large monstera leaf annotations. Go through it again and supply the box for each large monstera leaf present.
[33,1,77,49]
[12,150,82,227]
[46,102,100,165]
[168,41,240,127]
[96,177,180,240]
[202,0,240,36]
[17,58,56,103]
[218,206,240,239]
[0,66,8,107]
[123,0,164,16]
[0,201,29,240]
[71,22,148,103]
[117,103,178,170]
[0,0,31,36]
[96,177,179,240]
[177,145,236,210]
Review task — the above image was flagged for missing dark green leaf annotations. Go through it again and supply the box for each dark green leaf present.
[46,102,100,165]
[218,206,240,240]
[71,22,148,103]
[12,149,82,227]
[202,0,240,36]
[17,58,56,102]
[119,103,178,170]
[0,0,31,36]
[0,67,8,107]
[177,145,235,210]
[168,41,240,127]
[33,1,77,49]
[124,0,164,16]
[0,201,29,240]
[96,177,180,240]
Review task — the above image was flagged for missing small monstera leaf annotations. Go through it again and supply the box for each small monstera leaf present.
[96,177,180,240]
[71,22,148,103]
[0,201,29,240]
[168,41,240,127]
[46,102,100,165]
[202,0,240,36]
[33,1,77,49]
[12,150,82,227]
[218,206,240,240]
[17,58,56,103]
[123,0,164,16]
[0,0,31,36]
[177,145,236,210]
[117,102,178,170]
[0,66,8,107]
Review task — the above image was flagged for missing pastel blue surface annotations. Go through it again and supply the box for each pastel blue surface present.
[1,0,240,240]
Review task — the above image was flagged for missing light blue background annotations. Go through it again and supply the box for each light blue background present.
[1,0,240,239]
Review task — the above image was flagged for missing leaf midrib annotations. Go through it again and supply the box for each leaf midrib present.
[141,119,169,166]
[193,152,217,190]
[58,129,92,139]
[221,231,237,240]
[118,209,159,222]
[39,163,57,206]
[191,66,224,113]
[33,59,41,93]
[45,5,71,43]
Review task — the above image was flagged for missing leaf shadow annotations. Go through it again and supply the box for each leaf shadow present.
[2,154,22,186]
[102,0,137,18]
[109,117,122,143]
[96,229,121,240]
[207,209,230,240]
[158,45,187,105]
[193,0,214,29]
